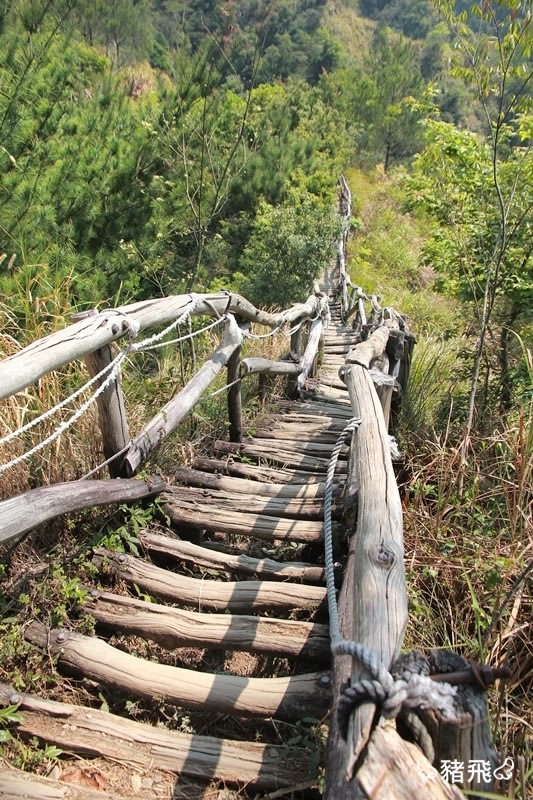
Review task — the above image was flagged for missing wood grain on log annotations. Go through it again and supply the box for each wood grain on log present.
[190,456,321,485]
[296,317,324,394]
[213,439,347,473]
[0,767,133,800]
[24,622,331,721]
[164,484,331,520]
[356,726,465,799]
[140,530,326,582]
[345,326,390,369]
[92,549,327,612]
[240,357,302,377]
[0,476,166,545]
[78,326,129,478]
[0,683,318,790]
[84,590,330,659]
[327,361,408,792]
[163,499,325,542]
[173,466,332,499]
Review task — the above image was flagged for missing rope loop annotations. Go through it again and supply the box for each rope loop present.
[334,642,458,740]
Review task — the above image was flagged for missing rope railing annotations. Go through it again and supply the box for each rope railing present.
[0,287,330,484]
[0,308,227,476]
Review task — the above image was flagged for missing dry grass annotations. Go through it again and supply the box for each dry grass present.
[401,405,533,792]
[0,301,317,798]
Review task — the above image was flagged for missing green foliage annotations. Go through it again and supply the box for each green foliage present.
[72,0,155,64]
[320,27,425,169]
[95,498,168,555]
[405,0,533,417]
[160,0,336,87]
[235,188,340,308]
[0,704,22,750]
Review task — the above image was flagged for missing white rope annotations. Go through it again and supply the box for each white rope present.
[0,348,127,449]
[128,293,202,352]
[324,417,361,646]
[0,355,126,474]
[209,376,242,398]
[139,315,225,352]
[78,439,133,480]
[0,295,219,473]
[242,325,282,341]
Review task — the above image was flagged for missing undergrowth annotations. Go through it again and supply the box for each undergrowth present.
[347,166,532,795]
[0,281,295,792]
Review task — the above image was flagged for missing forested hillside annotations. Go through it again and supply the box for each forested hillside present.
[0,0,476,322]
[0,0,532,793]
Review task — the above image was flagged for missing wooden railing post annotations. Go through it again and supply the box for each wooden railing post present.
[227,343,242,443]
[72,310,129,478]
[123,314,243,477]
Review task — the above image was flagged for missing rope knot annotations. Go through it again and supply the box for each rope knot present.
[333,644,458,740]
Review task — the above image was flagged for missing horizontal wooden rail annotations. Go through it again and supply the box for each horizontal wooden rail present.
[0,291,323,401]
[0,476,166,546]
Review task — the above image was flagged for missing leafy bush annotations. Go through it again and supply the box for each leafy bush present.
[235,190,340,308]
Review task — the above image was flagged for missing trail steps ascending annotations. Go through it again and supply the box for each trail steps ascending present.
[5,301,355,798]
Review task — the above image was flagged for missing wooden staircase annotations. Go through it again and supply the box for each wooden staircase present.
[1,296,360,799]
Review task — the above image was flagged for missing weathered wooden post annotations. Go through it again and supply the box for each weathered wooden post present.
[326,318,501,798]
[227,343,243,443]
[72,310,129,478]
[337,175,352,314]
[296,316,324,396]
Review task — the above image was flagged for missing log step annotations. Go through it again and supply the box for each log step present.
[164,483,336,521]
[213,439,347,473]
[173,465,336,499]
[93,549,327,612]
[141,530,327,583]
[163,497,328,542]
[0,767,134,800]
[84,590,330,659]
[190,455,324,484]
[24,622,331,722]
[0,684,318,791]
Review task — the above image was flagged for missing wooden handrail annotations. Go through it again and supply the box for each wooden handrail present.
[0,291,324,400]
